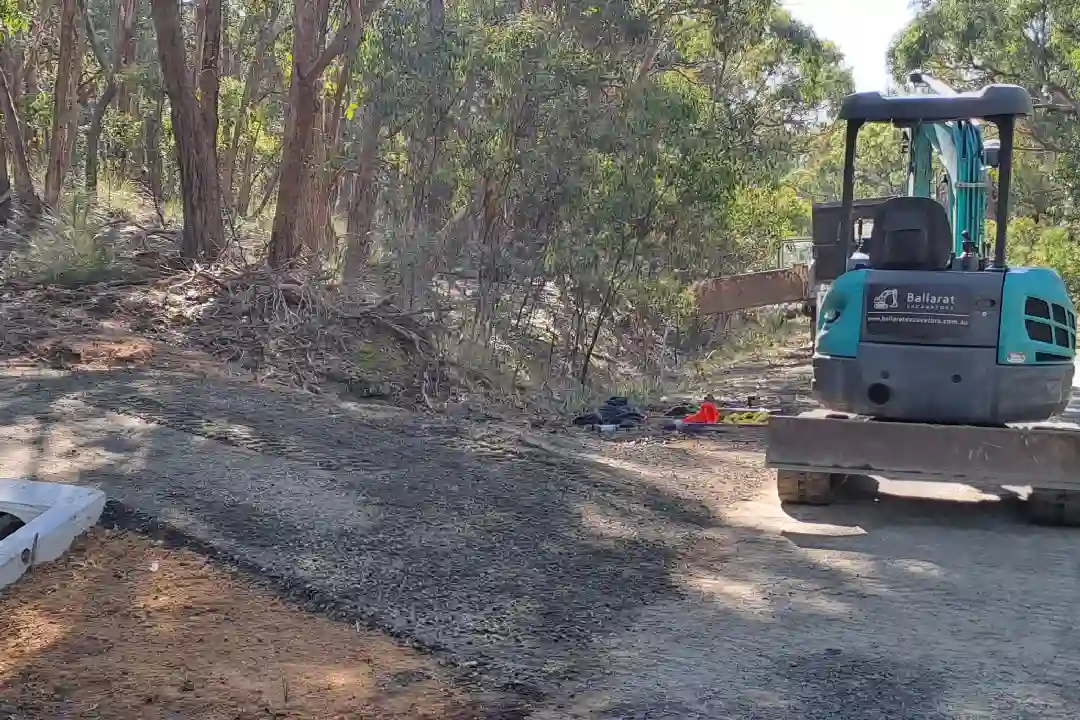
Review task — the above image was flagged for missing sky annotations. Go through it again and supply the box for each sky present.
[783,0,916,92]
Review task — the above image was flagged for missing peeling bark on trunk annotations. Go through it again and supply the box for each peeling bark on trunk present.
[21,57,37,155]
[144,90,164,212]
[0,122,12,225]
[343,103,381,277]
[0,54,41,216]
[65,30,86,193]
[307,61,350,259]
[221,0,233,77]
[198,0,222,152]
[44,0,79,208]
[116,0,137,114]
[269,0,379,267]
[150,0,225,261]
[270,75,318,266]
[309,106,332,259]
[269,0,325,267]
[193,0,206,90]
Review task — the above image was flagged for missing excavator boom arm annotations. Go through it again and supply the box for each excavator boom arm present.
[906,72,992,256]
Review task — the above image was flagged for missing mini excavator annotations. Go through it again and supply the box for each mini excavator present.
[765,75,1080,525]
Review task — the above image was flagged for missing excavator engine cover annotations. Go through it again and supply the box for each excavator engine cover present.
[813,198,1074,425]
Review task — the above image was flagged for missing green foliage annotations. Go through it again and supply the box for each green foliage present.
[787,122,907,205]
[336,0,855,382]
[6,0,862,389]
[726,184,810,266]
[1006,217,1080,299]
[3,210,126,286]
[888,0,1080,220]
[0,0,28,36]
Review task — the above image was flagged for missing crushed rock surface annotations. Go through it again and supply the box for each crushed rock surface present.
[1,361,1079,718]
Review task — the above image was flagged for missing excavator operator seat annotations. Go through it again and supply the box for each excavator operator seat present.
[867,196,952,272]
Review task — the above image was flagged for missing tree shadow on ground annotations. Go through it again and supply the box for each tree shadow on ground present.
[0,369,1077,718]
[780,483,1078,570]
[555,466,1080,719]
[0,369,697,713]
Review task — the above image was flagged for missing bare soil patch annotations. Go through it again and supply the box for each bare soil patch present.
[0,528,488,720]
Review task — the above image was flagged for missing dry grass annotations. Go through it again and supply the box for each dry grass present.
[0,264,808,426]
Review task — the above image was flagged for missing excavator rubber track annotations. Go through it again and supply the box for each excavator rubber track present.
[766,411,1080,526]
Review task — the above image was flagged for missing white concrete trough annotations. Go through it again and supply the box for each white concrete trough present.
[0,479,105,591]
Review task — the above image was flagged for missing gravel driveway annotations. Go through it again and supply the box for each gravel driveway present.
[1,361,1079,718]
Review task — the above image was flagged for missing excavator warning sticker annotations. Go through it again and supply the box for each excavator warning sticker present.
[865,284,971,336]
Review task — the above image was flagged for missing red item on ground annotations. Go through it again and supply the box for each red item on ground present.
[683,401,719,424]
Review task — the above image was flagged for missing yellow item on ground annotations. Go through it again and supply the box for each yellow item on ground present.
[720,410,770,425]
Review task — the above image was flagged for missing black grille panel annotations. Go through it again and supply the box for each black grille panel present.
[1026,297,1051,318]
[1056,326,1070,348]
[1025,296,1076,353]
[1027,319,1054,343]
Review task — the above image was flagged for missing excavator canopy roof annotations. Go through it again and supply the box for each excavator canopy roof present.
[838,84,1033,123]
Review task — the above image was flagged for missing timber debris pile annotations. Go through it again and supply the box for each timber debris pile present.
[0,265,444,400]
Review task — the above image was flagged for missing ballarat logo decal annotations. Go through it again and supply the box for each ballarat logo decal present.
[865,283,971,337]
[904,291,958,312]
[872,288,898,310]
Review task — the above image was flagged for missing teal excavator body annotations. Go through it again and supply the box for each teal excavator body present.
[811,77,1075,425]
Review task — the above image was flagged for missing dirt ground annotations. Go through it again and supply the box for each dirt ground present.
[0,528,504,720]
[2,335,1080,718]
